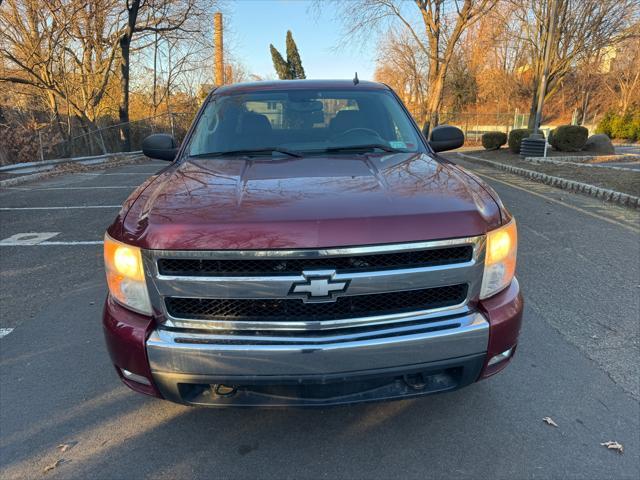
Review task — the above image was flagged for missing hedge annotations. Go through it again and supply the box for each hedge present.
[549,125,588,152]
[508,129,532,153]
[482,131,507,150]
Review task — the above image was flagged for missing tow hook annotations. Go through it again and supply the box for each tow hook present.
[213,384,237,397]
[403,373,427,390]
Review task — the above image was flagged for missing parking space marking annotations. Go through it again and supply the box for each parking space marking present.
[0,205,121,211]
[0,328,14,338]
[0,232,60,245]
[76,174,158,177]
[467,169,640,234]
[0,240,103,246]
[4,186,139,191]
[32,240,102,245]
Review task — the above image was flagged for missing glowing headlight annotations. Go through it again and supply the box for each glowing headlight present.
[480,219,517,299]
[104,234,151,314]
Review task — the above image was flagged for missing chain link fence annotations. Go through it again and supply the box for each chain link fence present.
[42,112,192,161]
[10,108,531,164]
[439,110,530,141]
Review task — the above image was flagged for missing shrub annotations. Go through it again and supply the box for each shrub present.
[549,125,589,152]
[508,128,532,153]
[596,111,640,141]
[482,131,507,150]
[632,114,640,142]
[596,111,615,137]
[611,113,635,141]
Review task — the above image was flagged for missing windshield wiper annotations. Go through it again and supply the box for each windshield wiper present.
[190,147,302,158]
[323,144,401,153]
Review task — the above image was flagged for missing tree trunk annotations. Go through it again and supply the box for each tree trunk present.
[527,88,538,130]
[153,31,158,115]
[118,1,140,153]
[423,69,446,137]
[118,33,132,152]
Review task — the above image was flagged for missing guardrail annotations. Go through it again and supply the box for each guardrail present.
[0,151,146,188]
[0,151,143,175]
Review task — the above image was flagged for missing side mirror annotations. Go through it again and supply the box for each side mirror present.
[428,125,465,153]
[142,133,178,161]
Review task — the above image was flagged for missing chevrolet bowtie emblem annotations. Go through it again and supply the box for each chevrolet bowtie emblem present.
[289,271,349,303]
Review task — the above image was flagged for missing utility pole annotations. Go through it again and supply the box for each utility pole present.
[214,12,224,86]
[532,0,558,137]
[521,0,558,157]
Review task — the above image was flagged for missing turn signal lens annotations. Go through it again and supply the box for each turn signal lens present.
[480,219,517,299]
[104,234,151,314]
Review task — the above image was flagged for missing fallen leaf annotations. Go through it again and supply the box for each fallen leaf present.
[542,417,558,427]
[57,441,77,453]
[43,459,65,473]
[601,441,624,454]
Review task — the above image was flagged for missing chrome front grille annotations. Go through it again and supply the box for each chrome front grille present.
[143,236,486,333]
[157,245,473,276]
[165,284,468,322]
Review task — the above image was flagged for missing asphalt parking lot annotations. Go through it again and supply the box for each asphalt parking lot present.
[1,157,639,479]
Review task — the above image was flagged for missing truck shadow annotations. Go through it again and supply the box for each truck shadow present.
[1,380,497,479]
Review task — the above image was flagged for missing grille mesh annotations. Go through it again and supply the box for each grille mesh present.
[158,246,473,276]
[165,284,468,322]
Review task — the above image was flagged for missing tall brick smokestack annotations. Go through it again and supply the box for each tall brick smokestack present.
[214,12,224,86]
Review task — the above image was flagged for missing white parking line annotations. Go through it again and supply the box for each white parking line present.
[0,328,14,338]
[75,172,157,176]
[0,232,60,245]
[0,240,103,246]
[5,186,139,191]
[470,169,640,234]
[0,205,121,211]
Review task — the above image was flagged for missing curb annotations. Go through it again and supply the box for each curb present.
[523,156,640,172]
[457,153,640,210]
[526,154,640,164]
[0,153,146,188]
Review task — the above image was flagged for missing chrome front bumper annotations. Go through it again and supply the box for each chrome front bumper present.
[147,311,489,405]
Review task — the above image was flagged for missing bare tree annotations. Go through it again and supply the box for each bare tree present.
[0,0,220,161]
[0,0,134,160]
[604,35,640,115]
[115,0,212,150]
[507,0,638,128]
[374,28,429,122]
[0,0,120,137]
[320,0,498,134]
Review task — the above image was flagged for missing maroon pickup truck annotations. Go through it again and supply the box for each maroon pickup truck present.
[103,80,522,406]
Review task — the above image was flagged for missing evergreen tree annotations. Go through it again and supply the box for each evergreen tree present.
[270,31,305,80]
[286,30,306,79]
[269,44,293,79]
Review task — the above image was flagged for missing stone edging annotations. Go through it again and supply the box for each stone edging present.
[523,156,639,172]
[525,153,640,164]
[457,153,640,210]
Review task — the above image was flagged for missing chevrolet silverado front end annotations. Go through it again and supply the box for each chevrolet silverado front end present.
[103,80,523,407]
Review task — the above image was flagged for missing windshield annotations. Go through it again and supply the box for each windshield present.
[187,89,423,157]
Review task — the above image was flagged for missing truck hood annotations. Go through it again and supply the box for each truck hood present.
[118,153,501,250]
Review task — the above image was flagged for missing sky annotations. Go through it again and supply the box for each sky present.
[227,0,378,81]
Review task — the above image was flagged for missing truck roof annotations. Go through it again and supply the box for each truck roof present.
[214,79,390,95]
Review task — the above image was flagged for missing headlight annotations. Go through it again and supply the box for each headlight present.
[480,219,517,299]
[104,234,152,315]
